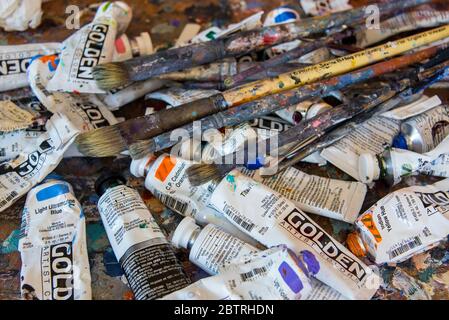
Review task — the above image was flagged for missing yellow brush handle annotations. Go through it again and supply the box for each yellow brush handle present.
[223,25,449,106]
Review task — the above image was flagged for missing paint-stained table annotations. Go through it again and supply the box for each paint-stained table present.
[1,0,449,300]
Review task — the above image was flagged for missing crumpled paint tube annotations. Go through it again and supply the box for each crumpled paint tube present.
[208,170,380,300]
[172,217,345,300]
[46,1,132,94]
[0,42,60,92]
[0,0,44,32]
[359,135,449,185]
[96,172,191,300]
[162,245,314,300]
[0,112,79,213]
[241,166,367,223]
[18,176,91,300]
[347,179,449,265]
[130,153,260,247]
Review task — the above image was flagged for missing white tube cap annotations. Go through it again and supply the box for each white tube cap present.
[171,217,200,249]
[358,153,380,183]
[130,154,155,178]
[135,32,153,56]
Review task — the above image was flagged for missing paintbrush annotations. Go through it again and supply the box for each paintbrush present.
[129,44,449,159]
[186,62,449,186]
[92,0,430,90]
[76,26,449,158]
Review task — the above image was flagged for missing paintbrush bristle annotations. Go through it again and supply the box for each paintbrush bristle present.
[93,62,130,90]
[75,125,127,157]
[187,163,235,186]
[129,139,155,159]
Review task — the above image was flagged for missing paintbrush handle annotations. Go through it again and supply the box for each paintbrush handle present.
[120,0,429,81]
[222,25,449,106]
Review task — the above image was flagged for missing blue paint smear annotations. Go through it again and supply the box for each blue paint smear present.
[103,248,123,277]
[226,174,237,192]
[0,229,20,254]
[301,250,320,276]
[87,222,109,253]
[278,261,303,293]
[36,183,70,201]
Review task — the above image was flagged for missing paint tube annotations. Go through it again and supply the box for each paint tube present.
[129,154,259,247]
[358,135,449,185]
[112,32,153,62]
[45,2,132,94]
[0,42,60,92]
[320,116,401,180]
[162,245,314,300]
[95,172,190,299]
[0,112,80,213]
[300,0,352,16]
[18,176,91,300]
[0,0,44,32]
[99,79,168,111]
[241,166,367,223]
[145,87,220,108]
[347,178,449,265]
[393,105,449,154]
[172,217,346,300]
[208,170,380,299]
[355,10,449,48]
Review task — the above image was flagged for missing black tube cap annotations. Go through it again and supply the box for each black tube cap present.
[95,169,127,197]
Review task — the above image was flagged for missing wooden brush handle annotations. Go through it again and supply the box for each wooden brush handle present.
[118,94,228,144]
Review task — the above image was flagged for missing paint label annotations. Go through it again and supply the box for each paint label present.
[0,112,79,213]
[0,100,35,131]
[242,166,367,223]
[209,170,380,300]
[354,180,449,264]
[18,179,91,300]
[381,95,441,121]
[189,223,259,275]
[98,184,190,299]
[0,42,60,92]
[321,116,400,180]
[163,245,312,300]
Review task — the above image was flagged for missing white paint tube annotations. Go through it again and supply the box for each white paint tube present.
[0,42,60,92]
[355,10,449,48]
[129,154,260,247]
[208,170,380,299]
[320,116,401,181]
[162,245,313,300]
[0,0,44,32]
[45,2,132,94]
[95,173,190,299]
[145,87,220,108]
[347,179,449,265]
[392,104,449,154]
[0,112,80,213]
[18,176,91,300]
[172,217,346,300]
[359,135,449,186]
[241,167,367,223]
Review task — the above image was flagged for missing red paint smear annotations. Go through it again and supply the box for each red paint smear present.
[115,38,127,54]
[123,290,134,300]
[263,33,279,45]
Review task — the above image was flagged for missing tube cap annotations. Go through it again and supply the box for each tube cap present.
[94,169,126,197]
[358,153,380,184]
[346,232,367,257]
[130,154,156,178]
[135,32,153,56]
[171,217,200,249]
[392,133,408,150]
[306,102,332,120]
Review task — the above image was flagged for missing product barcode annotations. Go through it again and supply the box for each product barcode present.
[224,207,255,232]
[388,236,422,259]
[157,193,188,215]
[240,266,268,282]
[0,190,18,208]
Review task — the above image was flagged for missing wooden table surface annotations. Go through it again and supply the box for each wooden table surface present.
[1,0,449,300]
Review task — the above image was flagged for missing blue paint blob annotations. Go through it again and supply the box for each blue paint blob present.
[278,261,303,293]
[0,229,20,254]
[301,250,320,276]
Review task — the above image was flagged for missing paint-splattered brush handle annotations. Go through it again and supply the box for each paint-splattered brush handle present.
[117,0,430,81]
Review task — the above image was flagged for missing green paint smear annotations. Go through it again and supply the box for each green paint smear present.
[0,229,20,254]
[226,174,237,192]
[418,267,435,283]
[87,222,109,253]
[103,2,111,11]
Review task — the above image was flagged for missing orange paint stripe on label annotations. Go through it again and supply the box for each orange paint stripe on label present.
[361,213,382,243]
[155,156,177,182]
